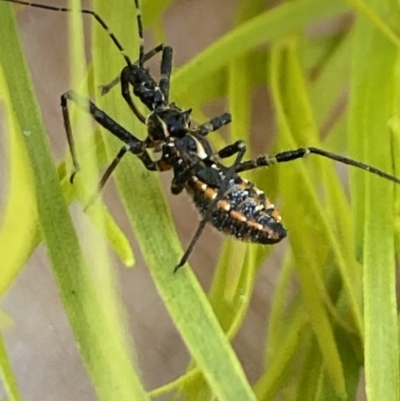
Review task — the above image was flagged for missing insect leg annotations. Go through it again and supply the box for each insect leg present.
[61,90,153,181]
[197,113,232,136]
[159,46,173,105]
[86,143,157,208]
[61,93,81,183]
[171,159,205,195]
[143,44,165,63]
[120,67,147,123]
[235,147,400,185]
[216,140,246,160]
[85,145,131,208]
[174,219,208,273]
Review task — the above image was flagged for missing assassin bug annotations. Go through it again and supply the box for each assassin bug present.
[3,0,400,273]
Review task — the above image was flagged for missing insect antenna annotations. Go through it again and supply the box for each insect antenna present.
[0,0,133,66]
[133,0,145,67]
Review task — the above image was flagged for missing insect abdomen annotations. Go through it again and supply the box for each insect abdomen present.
[187,176,287,244]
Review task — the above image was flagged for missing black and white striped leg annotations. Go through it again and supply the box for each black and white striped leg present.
[85,143,156,209]
[159,46,173,105]
[133,0,145,66]
[217,140,246,160]
[61,90,154,183]
[120,67,147,123]
[235,147,400,185]
[197,112,232,136]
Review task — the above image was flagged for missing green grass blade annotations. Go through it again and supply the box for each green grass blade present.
[8,0,400,398]
[0,334,23,401]
[59,129,135,267]
[0,65,37,297]
[177,32,259,395]
[349,2,400,400]
[291,333,323,401]
[346,0,400,48]
[172,0,349,95]
[92,1,257,399]
[309,31,352,129]
[314,327,360,401]
[0,4,149,400]
[270,40,347,395]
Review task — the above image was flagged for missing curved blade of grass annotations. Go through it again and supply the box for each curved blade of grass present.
[59,130,135,267]
[206,18,275,333]
[255,304,309,398]
[178,50,254,393]
[345,0,400,49]
[0,65,37,297]
[160,4,270,393]
[99,108,257,400]
[208,40,255,318]
[348,3,400,400]
[0,334,23,401]
[274,34,362,330]
[291,333,324,401]
[309,31,352,128]
[305,29,363,333]
[92,1,257,399]
[314,327,360,401]
[0,158,134,293]
[0,4,149,400]
[0,81,133,297]
[68,4,147,398]
[171,0,349,96]
[255,254,309,399]
[270,41,346,396]
[174,52,268,108]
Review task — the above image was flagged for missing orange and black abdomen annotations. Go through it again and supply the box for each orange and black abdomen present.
[186,174,287,245]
